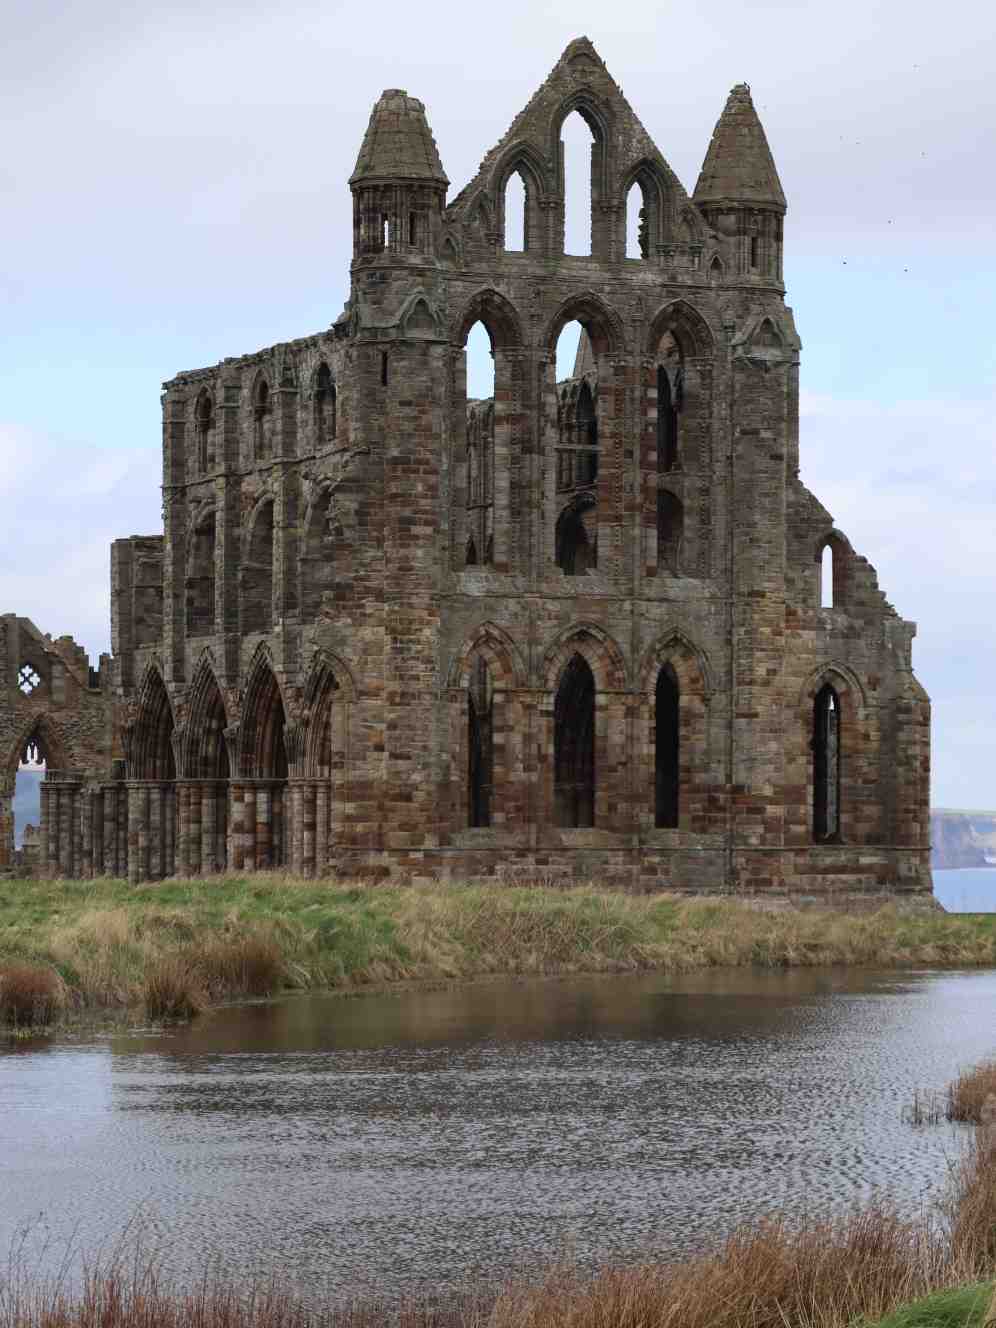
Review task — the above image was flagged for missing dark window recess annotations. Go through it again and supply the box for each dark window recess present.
[812,684,840,841]
[655,666,679,828]
[554,653,595,827]
[657,367,677,472]
[381,352,388,386]
[468,655,493,827]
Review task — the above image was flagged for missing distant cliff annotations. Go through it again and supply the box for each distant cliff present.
[932,809,996,870]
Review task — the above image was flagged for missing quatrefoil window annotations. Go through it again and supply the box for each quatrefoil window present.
[18,664,41,695]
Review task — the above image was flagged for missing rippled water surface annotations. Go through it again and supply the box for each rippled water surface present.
[2,966,995,1300]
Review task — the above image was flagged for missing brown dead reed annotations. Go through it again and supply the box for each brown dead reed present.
[142,956,206,1022]
[947,1059,996,1125]
[198,934,285,999]
[0,964,65,1027]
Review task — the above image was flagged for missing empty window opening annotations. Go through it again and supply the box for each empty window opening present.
[655,666,680,828]
[466,320,495,402]
[196,394,213,472]
[197,674,230,870]
[561,111,594,256]
[554,653,596,827]
[709,255,723,281]
[243,502,274,634]
[555,319,584,383]
[750,234,759,269]
[504,171,526,251]
[253,380,271,460]
[657,490,684,574]
[657,365,678,473]
[468,655,493,827]
[14,735,45,859]
[382,214,390,249]
[315,362,336,443]
[821,543,834,608]
[626,181,648,259]
[408,211,417,246]
[556,504,596,576]
[813,684,841,841]
[380,352,388,386]
[465,537,478,567]
[186,513,216,635]
[250,667,289,868]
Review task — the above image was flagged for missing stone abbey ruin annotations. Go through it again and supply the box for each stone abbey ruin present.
[0,39,932,895]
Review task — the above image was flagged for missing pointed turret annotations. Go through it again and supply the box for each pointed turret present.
[350,90,448,262]
[694,84,785,211]
[350,89,448,187]
[694,84,785,283]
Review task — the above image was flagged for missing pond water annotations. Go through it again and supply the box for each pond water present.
[2,965,995,1303]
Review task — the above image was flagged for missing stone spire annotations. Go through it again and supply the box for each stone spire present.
[350,89,448,186]
[693,84,785,211]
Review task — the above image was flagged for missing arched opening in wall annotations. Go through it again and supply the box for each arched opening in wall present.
[821,543,834,608]
[465,321,496,567]
[626,181,648,258]
[247,665,289,868]
[195,393,213,473]
[504,171,526,252]
[655,666,680,828]
[556,502,595,576]
[556,319,584,382]
[561,111,594,256]
[131,670,177,878]
[302,490,335,619]
[253,379,271,460]
[314,362,336,444]
[467,655,493,827]
[709,255,723,283]
[198,674,230,870]
[813,683,841,841]
[243,501,274,633]
[657,490,684,574]
[186,512,216,635]
[656,331,681,474]
[13,734,46,866]
[554,653,595,827]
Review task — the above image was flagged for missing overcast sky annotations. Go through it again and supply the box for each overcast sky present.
[2,0,994,807]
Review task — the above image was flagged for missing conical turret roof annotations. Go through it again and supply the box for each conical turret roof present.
[350,88,448,187]
[693,84,785,211]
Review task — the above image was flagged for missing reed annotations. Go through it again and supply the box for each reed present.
[947,1059,996,1125]
[0,964,65,1027]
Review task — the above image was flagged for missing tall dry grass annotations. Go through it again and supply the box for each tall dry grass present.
[0,965,65,1026]
[1,874,994,1025]
[948,1060,996,1125]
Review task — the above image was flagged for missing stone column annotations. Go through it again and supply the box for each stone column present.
[201,781,217,873]
[127,782,145,884]
[255,783,271,870]
[313,781,327,876]
[38,783,50,875]
[149,784,162,879]
[164,784,176,878]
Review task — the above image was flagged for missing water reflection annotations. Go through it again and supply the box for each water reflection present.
[2,967,994,1303]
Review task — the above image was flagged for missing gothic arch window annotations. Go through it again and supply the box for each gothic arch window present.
[657,366,678,474]
[709,255,723,282]
[504,170,527,251]
[243,501,274,633]
[186,513,216,634]
[554,653,596,827]
[560,110,596,256]
[657,490,684,574]
[243,663,288,867]
[813,683,841,841]
[818,536,848,609]
[253,378,271,460]
[624,169,663,260]
[467,655,493,827]
[302,490,335,618]
[195,393,213,473]
[314,363,336,444]
[465,537,478,567]
[655,665,680,828]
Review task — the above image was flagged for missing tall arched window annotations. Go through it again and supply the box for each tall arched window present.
[554,654,595,827]
[465,321,495,567]
[657,368,678,473]
[576,381,598,484]
[504,171,527,251]
[657,491,684,574]
[243,501,274,633]
[195,393,213,473]
[253,379,271,460]
[315,363,336,444]
[468,655,493,827]
[625,181,647,259]
[561,111,594,256]
[813,683,841,841]
[186,513,216,634]
[556,502,596,576]
[655,665,680,828]
[302,490,335,619]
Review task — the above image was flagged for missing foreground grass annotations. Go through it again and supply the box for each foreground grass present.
[1,874,995,1024]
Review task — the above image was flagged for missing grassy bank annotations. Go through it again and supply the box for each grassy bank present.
[1,874,995,1025]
